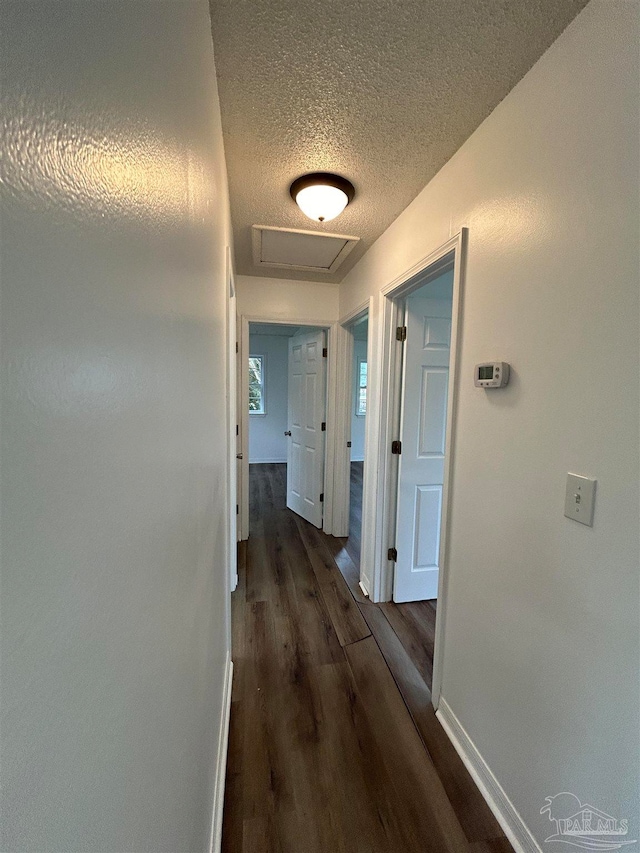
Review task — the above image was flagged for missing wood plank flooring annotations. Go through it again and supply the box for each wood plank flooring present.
[345,460,363,567]
[222,463,512,853]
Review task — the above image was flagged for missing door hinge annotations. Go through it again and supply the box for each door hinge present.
[321,422,326,431]
[322,347,328,358]
[235,341,239,353]
[236,504,239,515]
[388,547,397,562]
[347,441,352,448]
[236,424,239,436]
[391,440,402,455]
[320,493,324,503]
[396,326,407,342]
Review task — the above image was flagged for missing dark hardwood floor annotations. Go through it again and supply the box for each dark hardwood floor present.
[222,463,512,853]
[343,461,438,691]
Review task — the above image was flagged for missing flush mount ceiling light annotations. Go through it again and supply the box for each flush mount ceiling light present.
[290,172,355,223]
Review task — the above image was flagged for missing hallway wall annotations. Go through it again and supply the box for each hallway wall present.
[339,0,639,848]
[237,275,339,324]
[1,3,232,851]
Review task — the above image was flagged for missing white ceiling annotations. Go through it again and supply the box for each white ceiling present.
[210,0,586,283]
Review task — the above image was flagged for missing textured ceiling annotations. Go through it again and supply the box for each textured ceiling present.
[210,0,587,283]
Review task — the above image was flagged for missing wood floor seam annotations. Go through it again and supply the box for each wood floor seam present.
[341,635,371,648]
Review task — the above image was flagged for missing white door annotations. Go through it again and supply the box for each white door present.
[286,329,327,528]
[394,295,452,603]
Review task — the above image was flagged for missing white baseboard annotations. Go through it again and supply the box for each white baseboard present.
[436,698,542,853]
[350,456,365,463]
[208,653,234,853]
[248,457,286,464]
[358,580,370,598]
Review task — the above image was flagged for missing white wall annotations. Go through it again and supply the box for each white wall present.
[237,274,339,324]
[0,3,232,852]
[340,1,639,848]
[350,339,368,461]
[249,334,289,463]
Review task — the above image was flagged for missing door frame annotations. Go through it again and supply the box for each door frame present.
[366,228,467,708]
[330,301,373,548]
[238,314,337,538]
[226,247,238,594]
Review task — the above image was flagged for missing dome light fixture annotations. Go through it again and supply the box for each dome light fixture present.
[290,172,355,223]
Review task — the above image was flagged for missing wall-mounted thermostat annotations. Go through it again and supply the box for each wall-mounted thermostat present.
[474,362,510,388]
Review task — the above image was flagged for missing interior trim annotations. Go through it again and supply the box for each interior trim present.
[251,224,359,274]
[209,654,234,853]
[437,698,541,853]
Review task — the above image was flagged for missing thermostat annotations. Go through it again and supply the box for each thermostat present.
[474,362,510,388]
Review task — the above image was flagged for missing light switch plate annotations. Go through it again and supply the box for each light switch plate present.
[564,473,596,526]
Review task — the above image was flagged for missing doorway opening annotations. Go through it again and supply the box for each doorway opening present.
[245,322,328,534]
[343,313,368,568]
[361,229,465,707]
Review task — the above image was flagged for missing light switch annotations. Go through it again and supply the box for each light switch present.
[564,473,596,526]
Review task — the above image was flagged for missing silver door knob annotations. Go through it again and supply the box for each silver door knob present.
[236,453,243,459]
[284,431,292,436]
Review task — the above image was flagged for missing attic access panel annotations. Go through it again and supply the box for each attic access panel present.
[252,225,359,274]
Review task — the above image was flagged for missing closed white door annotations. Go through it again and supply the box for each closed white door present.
[394,295,452,603]
[286,329,326,528]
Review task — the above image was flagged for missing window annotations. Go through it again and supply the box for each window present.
[249,355,265,414]
[356,358,367,416]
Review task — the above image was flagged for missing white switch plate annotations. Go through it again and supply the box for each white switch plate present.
[564,473,596,526]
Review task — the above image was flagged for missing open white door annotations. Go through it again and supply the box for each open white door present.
[286,329,327,528]
[394,294,452,603]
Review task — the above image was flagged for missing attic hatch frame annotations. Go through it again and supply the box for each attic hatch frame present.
[251,224,360,275]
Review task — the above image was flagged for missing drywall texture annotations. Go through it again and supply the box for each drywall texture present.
[341,0,639,846]
[0,3,232,851]
[351,339,368,461]
[210,0,587,282]
[237,275,339,324]
[249,334,289,463]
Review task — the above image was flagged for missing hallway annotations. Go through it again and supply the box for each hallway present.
[222,464,513,852]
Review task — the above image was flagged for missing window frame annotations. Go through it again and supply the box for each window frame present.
[356,356,367,417]
[248,353,266,416]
